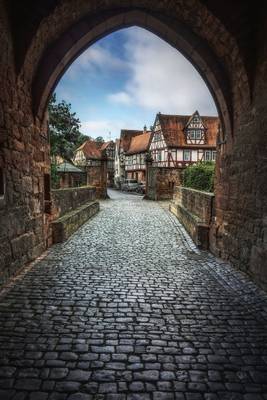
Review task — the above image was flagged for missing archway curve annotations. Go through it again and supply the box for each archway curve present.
[31,9,233,137]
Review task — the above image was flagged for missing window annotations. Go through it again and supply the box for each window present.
[196,130,202,139]
[157,151,162,162]
[212,151,216,161]
[0,168,4,197]
[204,150,211,161]
[189,130,195,140]
[183,150,191,161]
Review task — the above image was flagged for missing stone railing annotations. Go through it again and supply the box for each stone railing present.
[51,186,96,218]
[170,186,214,249]
[47,186,99,244]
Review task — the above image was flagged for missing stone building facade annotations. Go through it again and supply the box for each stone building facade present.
[0,1,266,289]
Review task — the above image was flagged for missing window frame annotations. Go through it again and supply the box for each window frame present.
[183,149,191,161]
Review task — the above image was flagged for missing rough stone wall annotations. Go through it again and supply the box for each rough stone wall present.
[147,167,183,201]
[170,186,214,249]
[210,14,267,290]
[174,186,214,225]
[51,186,96,219]
[0,2,50,287]
[85,161,107,199]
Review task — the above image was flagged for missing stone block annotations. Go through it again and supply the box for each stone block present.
[11,232,35,260]
[52,201,99,243]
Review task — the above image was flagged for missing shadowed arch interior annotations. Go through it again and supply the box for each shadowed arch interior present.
[31,9,233,137]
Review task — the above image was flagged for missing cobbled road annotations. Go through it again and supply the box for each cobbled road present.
[0,190,267,400]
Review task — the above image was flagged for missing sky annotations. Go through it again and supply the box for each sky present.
[55,27,217,140]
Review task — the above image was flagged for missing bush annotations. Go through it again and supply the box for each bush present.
[183,161,215,192]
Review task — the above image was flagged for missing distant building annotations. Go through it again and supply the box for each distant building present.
[73,140,103,168]
[55,161,86,189]
[99,141,115,186]
[73,140,107,197]
[114,129,144,186]
[124,128,152,182]
[150,111,219,167]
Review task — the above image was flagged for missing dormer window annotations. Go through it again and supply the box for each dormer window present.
[185,112,205,144]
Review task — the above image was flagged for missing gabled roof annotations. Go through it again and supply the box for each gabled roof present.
[126,131,152,155]
[76,140,102,159]
[120,130,143,152]
[56,161,83,173]
[156,112,219,148]
[100,140,114,151]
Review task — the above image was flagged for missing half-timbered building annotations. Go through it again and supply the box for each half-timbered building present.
[114,129,144,186]
[150,111,219,167]
[99,141,115,186]
[124,129,152,182]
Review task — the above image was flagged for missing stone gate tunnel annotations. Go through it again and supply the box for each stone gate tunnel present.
[0,2,267,398]
[0,0,266,289]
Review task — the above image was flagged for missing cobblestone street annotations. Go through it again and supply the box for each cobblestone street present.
[0,190,267,400]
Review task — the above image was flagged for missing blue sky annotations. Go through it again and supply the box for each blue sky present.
[55,27,217,140]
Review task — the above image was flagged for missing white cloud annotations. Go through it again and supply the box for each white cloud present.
[65,44,127,79]
[108,28,217,115]
[81,119,132,139]
[107,91,132,105]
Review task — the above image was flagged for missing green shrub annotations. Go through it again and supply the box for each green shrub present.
[183,161,215,192]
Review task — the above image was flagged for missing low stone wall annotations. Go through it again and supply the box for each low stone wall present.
[146,167,183,200]
[52,201,99,243]
[51,186,96,218]
[170,186,214,249]
[47,186,99,245]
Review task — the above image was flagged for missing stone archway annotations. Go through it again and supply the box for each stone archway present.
[1,0,266,290]
[30,9,233,139]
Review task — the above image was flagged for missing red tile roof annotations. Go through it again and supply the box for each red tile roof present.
[120,130,143,152]
[126,131,152,155]
[100,141,114,151]
[158,113,219,148]
[76,140,102,159]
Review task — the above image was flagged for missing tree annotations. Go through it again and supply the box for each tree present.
[48,93,91,160]
[95,136,105,143]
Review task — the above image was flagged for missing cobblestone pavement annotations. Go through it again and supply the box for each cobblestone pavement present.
[0,189,267,400]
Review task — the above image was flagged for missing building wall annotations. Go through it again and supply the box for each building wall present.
[209,17,267,289]
[126,170,146,182]
[0,3,50,286]
[85,162,107,198]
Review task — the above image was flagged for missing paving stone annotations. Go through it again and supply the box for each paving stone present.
[29,392,49,400]
[15,379,42,391]
[0,190,266,398]
[55,381,81,392]
[68,394,92,400]
[67,369,91,382]
[49,368,69,380]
